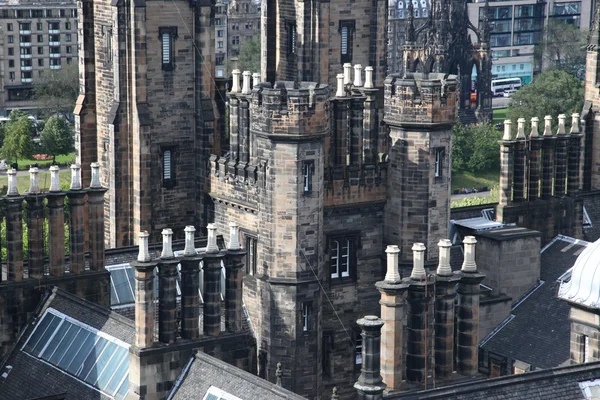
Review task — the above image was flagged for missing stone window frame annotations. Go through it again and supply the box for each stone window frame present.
[352,325,363,373]
[161,145,177,188]
[286,20,297,56]
[240,228,258,276]
[100,24,113,66]
[434,147,445,179]
[302,160,314,195]
[159,26,178,71]
[301,301,311,334]
[327,231,360,284]
[339,20,355,64]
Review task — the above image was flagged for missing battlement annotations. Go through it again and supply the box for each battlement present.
[384,72,459,126]
[324,161,388,207]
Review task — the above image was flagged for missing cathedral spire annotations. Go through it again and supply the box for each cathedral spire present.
[481,0,491,45]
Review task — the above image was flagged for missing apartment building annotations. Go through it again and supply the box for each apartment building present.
[215,1,228,78]
[0,0,78,116]
[468,0,594,84]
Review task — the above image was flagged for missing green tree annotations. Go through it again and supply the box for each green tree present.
[235,36,261,74]
[452,122,501,174]
[506,70,584,130]
[535,21,587,79]
[2,110,35,163]
[33,63,79,120]
[40,116,75,162]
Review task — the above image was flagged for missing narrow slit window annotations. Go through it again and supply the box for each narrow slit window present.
[162,148,176,187]
[339,21,355,64]
[159,27,177,71]
[288,22,297,55]
[302,303,310,332]
[302,160,314,194]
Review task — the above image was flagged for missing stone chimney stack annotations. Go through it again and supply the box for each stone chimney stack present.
[203,223,224,336]
[180,226,202,340]
[158,228,179,344]
[498,120,515,209]
[406,243,429,384]
[47,166,66,276]
[26,167,44,278]
[568,113,583,194]
[225,222,246,333]
[5,169,23,281]
[353,316,385,400]
[88,162,107,271]
[67,164,87,274]
[434,239,460,381]
[456,236,485,376]
[375,245,408,390]
[528,117,542,201]
[359,66,379,164]
[513,118,526,202]
[541,115,556,200]
[554,114,569,197]
[130,231,158,348]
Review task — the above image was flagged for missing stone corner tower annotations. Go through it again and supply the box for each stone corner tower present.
[383,72,458,264]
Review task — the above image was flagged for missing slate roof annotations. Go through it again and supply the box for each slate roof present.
[481,235,588,369]
[386,361,600,400]
[582,191,600,242]
[170,351,306,400]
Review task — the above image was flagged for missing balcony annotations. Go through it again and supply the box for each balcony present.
[49,29,60,34]
[19,30,31,35]
[50,65,61,70]
[21,66,33,71]
[20,54,33,59]
[20,42,32,47]
[49,41,61,46]
[22,78,32,83]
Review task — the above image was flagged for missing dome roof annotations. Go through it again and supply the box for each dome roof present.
[558,239,600,308]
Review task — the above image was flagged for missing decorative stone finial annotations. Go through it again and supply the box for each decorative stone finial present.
[138,231,151,262]
[90,162,101,189]
[28,167,39,193]
[502,120,512,141]
[384,245,401,283]
[353,64,363,87]
[206,223,219,253]
[343,63,353,85]
[461,236,478,273]
[242,71,252,94]
[161,228,174,259]
[336,74,345,97]
[331,387,339,400]
[530,117,539,137]
[228,222,241,250]
[275,362,282,387]
[184,225,196,256]
[231,69,241,93]
[557,114,567,135]
[543,115,553,136]
[436,239,453,276]
[410,243,426,280]
[7,169,18,196]
[570,113,580,134]
[364,66,374,89]
[49,165,61,192]
[516,118,526,139]
[69,163,82,190]
[252,73,261,87]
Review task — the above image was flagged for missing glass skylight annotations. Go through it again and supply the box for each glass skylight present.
[22,308,130,399]
[203,386,243,400]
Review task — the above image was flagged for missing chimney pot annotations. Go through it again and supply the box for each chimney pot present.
[353,64,364,87]
[516,118,526,139]
[530,117,539,137]
[138,231,151,262]
[7,169,18,196]
[161,228,174,259]
[28,167,40,193]
[461,236,478,273]
[69,163,82,190]
[336,74,346,97]
[543,115,553,136]
[364,66,374,88]
[343,63,353,85]
[228,222,241,250]
[557,114,567,135]
[410,243,426,280]
[436,239,453,276]
[231,69,241,93]
[90,162,102,188]
[502,120,512,141]
[242,71,252,94]
[49,165,61,192]
[570,113,580,134]
[384,245,401,282]
[252,73,261,87]
[184,225,196,256]
[206,223,219,253]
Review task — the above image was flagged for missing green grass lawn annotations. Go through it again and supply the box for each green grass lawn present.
[0,171,71,195]
[13,153,75,170]
[493,108,508,124]
[452,168,499,193]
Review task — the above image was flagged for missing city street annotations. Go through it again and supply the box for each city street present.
[492,96,511,109]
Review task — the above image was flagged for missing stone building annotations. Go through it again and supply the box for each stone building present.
[0,0,79,117]
[227,0,260,66]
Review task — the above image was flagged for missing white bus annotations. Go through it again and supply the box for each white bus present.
[491,78,522,97]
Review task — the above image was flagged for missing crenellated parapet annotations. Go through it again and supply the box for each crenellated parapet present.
[324,160,388,207]
[384,72,459,127]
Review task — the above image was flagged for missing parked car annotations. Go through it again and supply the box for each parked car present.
[503,89,517,97]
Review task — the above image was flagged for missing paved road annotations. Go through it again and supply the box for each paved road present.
[492,97,511,109]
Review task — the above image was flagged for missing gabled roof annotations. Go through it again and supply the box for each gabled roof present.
[481,235,588,369]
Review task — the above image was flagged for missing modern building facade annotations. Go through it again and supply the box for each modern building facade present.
[467,0,595,84]
[0,0,78,116]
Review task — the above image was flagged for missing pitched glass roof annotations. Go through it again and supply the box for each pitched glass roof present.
[22,308,130,399]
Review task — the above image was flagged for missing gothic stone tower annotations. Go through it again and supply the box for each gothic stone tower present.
[261,0,388,87]
[76,0,216,247]
[210,76,328,398]
[383,72,458,265]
